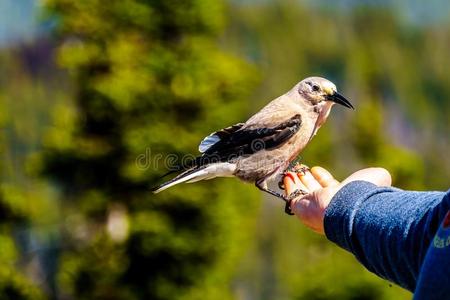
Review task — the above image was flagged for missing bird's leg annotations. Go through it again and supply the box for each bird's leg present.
[255,179,286,201]
[255,179,307,216]
[287,156,303,171]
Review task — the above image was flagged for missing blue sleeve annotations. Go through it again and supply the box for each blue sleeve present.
[414,203,450,300]
[324,181,450,292]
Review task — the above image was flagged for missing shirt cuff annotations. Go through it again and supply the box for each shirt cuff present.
[324,180,380,253]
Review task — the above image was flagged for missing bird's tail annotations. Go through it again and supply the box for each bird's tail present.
[151,166,207,193]
[152,162,236,193]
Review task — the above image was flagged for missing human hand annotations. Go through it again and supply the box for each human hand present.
[284,166,392,235]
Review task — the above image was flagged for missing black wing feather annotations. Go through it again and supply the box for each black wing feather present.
[197,114,302,166]
[213,123,245,139]
[160,114,302,176]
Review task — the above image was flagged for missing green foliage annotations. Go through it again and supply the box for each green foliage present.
[41,0,259,299]
[0,1,448,299]
[0,49,59,300]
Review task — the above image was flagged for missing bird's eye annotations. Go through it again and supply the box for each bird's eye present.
[312,84,320,92]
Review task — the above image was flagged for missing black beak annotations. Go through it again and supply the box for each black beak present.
[327,92,354,110]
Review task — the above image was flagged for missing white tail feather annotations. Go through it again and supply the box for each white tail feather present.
[152,163,236,193]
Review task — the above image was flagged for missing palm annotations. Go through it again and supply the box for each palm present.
[284,167,391,234]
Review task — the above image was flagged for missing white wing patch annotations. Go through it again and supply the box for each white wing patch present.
[198,134,221,153]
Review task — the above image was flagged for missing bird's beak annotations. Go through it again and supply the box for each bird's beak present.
[327,92,354,110]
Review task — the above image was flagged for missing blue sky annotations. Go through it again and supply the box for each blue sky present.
[0,0,40,47]
[1,0,449,47]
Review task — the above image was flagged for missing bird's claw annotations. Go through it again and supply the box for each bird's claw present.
[279,164,310,190]
[286,161,300,173]
[283,189,307,216]
[285,188,307,200]
[285,200,294,215]
[286,162,310,174]
[292,163,310,175]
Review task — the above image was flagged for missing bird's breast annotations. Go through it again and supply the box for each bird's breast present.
[233,103,321,181]
[285,126,313,162]
[265,108,318,164]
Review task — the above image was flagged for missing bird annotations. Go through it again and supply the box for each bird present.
[152,76,354,215]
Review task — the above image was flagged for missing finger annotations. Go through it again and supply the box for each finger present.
[341,167,392,187]
[284,172,308,196]
[310,166,339,187]
[298,170,322,191]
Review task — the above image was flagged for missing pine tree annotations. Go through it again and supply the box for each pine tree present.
[42,1,259,299]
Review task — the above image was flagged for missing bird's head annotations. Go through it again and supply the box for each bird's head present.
[296,77,354,109]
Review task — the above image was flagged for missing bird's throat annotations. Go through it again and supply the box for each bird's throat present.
[310,102,334,140]
[316,102,334,127]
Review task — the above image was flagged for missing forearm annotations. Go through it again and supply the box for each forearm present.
[324,181,449,291]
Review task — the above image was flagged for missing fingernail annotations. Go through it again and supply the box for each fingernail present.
[285,172,296,183]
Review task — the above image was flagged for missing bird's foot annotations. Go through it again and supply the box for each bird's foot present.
[289,163,310,175]
[255,180,306,216]
[284,201,294,215]
[283,189,307,215]
[278,164,310,190]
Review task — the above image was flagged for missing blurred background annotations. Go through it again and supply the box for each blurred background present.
[0,0,449,299]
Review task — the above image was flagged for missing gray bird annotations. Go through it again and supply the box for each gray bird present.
[152,77,354,215]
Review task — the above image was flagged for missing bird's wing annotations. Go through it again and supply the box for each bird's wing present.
[152,113,302,190]
[198,114,302,164]
[199,123,245,153]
